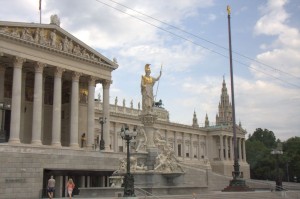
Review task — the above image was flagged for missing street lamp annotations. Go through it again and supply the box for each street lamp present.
[120,124,137,197]
[0,102,11,143]
[99,117,106,150]
[271,143,283,191]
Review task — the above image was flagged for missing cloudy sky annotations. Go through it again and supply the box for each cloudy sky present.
[0,0,299,141]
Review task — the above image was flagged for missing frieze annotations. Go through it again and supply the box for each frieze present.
[0,25,107,65]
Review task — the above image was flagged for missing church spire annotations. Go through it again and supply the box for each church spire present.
[205,113,209,127]
[192,110,199,128]
[216,78,232,125]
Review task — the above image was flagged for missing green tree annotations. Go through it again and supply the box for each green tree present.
[248,128,277,149]
[246,128,278,180]
[282,137,300,182]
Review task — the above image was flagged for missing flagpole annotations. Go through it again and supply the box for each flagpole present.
[39,0,42,24]
[223,5,252,192]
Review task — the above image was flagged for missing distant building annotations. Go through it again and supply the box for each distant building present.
[0,18,249,198]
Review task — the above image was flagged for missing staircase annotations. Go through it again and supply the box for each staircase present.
[137,191,290,199]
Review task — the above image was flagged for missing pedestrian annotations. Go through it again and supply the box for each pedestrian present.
[47,175,55,199]
[66,178,75,199]
[81,133,86,148]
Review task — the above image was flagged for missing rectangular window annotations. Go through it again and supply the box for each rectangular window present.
[193,145,198,158]
[178,144,181,157]
[185,144,190,158]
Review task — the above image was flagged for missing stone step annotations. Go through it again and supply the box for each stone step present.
[43,190,298,199]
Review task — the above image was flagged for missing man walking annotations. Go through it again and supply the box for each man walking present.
[47,175,55,199]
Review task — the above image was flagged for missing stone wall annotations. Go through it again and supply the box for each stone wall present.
[0,144,120,199]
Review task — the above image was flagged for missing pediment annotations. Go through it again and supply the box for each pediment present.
[0,21,118,70]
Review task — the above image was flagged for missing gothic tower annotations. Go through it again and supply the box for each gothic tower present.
[192,110,199,128]
[205,113,209,127]
[216,78,232,125]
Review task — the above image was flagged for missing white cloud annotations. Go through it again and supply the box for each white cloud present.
[252,0,300,84]
[234,77,300,140]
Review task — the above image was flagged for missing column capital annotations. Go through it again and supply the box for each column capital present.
[54,67,65,78]
[102,79,112,89]
[88,76,97,86]
[35,62,46,73]
[72,72,81,82]
[13,56,26,68]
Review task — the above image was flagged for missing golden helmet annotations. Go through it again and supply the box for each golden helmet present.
[145,64,151,72]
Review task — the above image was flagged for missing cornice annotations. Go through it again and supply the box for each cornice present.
[0,22,118,70]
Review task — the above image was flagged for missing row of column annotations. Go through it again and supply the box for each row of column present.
[2,56,111,149]
[219,134,246,162]
[166,131,207,160]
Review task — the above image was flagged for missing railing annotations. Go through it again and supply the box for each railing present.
[135,187,161,199]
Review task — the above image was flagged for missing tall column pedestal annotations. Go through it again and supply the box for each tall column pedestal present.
[139,113,158,170]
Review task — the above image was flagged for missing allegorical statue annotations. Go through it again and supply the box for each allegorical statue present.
[141,64,162,113]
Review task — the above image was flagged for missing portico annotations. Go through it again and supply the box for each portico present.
[0,20,118,149]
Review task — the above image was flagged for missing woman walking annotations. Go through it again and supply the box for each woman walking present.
[66,178,75,199]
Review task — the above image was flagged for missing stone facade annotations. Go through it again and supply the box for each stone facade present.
[0,19,249,198]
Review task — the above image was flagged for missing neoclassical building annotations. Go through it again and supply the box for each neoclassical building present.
[0,17,249,199]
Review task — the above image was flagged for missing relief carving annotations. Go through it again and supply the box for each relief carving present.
[0,23,105,63]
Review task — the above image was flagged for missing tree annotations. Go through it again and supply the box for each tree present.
[248,128,277,149]
[246,128,277,180]
[247,128,300,182]
[282,137,300,182]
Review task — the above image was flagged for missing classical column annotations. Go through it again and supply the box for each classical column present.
[182,132,185,159]
[190,134,193,159]
[0,66,4,101]
[9,57,25,144]
[113,123,118,152]
[102,80,111,151]
[87,76,96,149]
[242,138,246,162]
[31,62,45,145]
[230,136,234,160]
[220,135,224,160]
[174,132,178,156]
[0,66,5,132]
[238,138,242,161]
[224,135,228,160]
[20,71,27,142]
[198,135,201,160]
[204,136,208,157]
[165,130,168,146]
[51,67,64,147]
[70,72,81,148]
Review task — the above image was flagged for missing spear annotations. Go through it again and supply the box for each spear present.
[154,63,163,102]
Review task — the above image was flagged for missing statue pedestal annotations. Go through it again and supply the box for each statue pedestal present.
[139,113,157,148]
[145,147,158,170]
[139,112,158,170]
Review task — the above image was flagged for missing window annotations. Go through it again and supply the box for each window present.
[178,144,181,157]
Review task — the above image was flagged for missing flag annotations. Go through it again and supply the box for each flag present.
[39,0,41,11]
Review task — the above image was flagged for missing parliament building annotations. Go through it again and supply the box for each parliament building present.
[0,16,249,198]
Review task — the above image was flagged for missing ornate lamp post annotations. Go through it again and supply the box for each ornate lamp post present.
[120,124,137,197]
[271,143,283,191]
[0,102,11,143]
[99,117,106,150]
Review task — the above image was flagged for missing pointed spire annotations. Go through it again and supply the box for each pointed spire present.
[192,110,199,128]
[216,77,232,126]
[205,113,209,127]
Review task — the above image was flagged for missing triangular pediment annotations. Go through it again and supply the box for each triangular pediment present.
[0,21,118,70]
